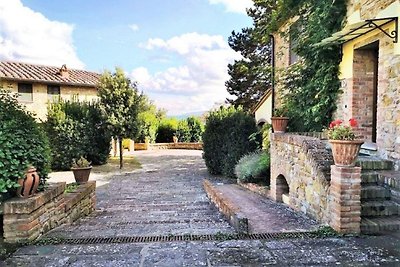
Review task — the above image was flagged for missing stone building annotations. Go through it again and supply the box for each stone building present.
[327,0,400,169]
[255,0,400,168]
[0,61,100,120]
[262,0,400,234]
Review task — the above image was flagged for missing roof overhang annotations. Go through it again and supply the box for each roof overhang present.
[316,17,398,46]
[252,89,272,114]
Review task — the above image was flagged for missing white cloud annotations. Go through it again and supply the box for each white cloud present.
[129,24,139,32]
[0,0,84,68]
[208,0,253,14]
[131,32,241,115]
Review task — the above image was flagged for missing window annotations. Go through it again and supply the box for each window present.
[289,21,300,65]
[47,85,60,101]
[18,83,33,102]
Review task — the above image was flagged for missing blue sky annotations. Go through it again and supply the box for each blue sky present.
[0,0,253,115]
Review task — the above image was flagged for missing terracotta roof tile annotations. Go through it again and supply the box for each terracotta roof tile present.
[0,61,100,87]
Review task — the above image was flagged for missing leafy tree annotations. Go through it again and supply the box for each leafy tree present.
[98,68,144,168]
[136,96,164,143]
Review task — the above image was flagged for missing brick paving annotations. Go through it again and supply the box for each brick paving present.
[211,183,319,233]
[3,150,400,266]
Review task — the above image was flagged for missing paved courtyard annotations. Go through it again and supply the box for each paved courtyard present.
[3,150,400,266]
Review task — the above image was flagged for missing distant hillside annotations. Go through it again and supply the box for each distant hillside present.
[170,111,206,120]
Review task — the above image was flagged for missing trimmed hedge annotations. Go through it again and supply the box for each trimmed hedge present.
[0,89,51,197]
[235,150,270,184]
[46,99,111,170]
[202,106,260,178]
[156,118,178,143]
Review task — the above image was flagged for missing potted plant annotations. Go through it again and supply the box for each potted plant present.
[326,118,364,166]
[271,107,289,133]
[16,165,40,198]
[71,156,92,184]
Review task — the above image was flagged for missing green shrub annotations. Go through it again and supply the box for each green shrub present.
[186,116,204,142]
[176,120,191,142]
[175,116,204,142]
[235,150,270,184]
[202,106,260,178]
[156,118,178,143]
[46,99,111,170]
[0,89,51,197]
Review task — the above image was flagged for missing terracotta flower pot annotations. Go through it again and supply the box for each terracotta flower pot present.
[271,117,289,133]
[329,140,364,166]
[71,167,92,184]
[17,166,40,198]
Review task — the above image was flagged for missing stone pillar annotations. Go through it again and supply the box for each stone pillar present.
[330,165,362,234]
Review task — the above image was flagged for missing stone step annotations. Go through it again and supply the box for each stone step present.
[361,200,400,216]
[361,171,400,190]
[361,185,391,200]
[361,172,379,184]
[356,157,393,171]
[361,215,400,234]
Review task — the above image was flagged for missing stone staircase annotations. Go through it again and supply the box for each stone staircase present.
[358,157,400,234]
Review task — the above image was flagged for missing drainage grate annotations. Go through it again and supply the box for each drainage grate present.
[35,231,318,246]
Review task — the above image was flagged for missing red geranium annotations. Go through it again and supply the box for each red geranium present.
[349,118,358,127]
[329,119,342,128]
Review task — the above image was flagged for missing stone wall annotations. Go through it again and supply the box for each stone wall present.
[271,134,363,233]
[2,181,96,243]
[270,134,333,224]
[347,0,396,19]
[134,142,203,150]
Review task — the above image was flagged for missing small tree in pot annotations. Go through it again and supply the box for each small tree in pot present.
[71,156,92,184]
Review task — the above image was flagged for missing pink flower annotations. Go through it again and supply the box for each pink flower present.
[349,118,358,127]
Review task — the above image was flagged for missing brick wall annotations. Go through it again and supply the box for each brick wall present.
[2,181,96,243]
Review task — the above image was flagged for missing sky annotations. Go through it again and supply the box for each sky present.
[0,0,253,115]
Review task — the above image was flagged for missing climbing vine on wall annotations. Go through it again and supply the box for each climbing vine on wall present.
[251,0,347,131]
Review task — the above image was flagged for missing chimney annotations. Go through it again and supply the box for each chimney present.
[58,64,69,78]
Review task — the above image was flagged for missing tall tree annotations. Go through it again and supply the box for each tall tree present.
[98,68,144,168]
[226,6,273,111]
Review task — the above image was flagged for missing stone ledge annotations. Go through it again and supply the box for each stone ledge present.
[3,183,66,214]
[237,182,271,199]
[135,142,203,150]
[203,179,248,234]
[64,181,96,211]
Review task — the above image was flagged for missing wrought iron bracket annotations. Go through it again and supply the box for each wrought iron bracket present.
[366,17,398,43]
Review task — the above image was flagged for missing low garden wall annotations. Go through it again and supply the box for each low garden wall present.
[2,181,96,243]
[270,133,333,224]
[134,142,203,151]
[271,133,363,233]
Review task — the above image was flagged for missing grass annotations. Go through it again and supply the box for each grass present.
[64,183,79,193]
[92,156,142,174]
